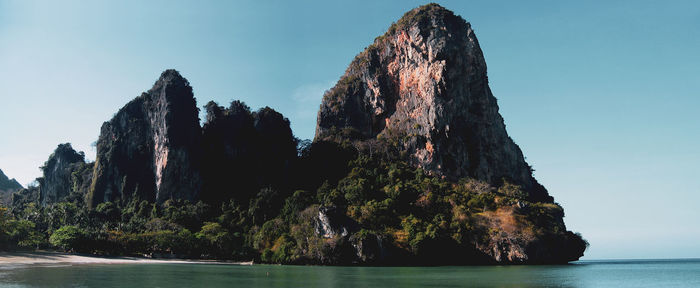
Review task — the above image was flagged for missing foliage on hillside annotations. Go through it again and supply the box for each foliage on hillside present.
[1,103,586,263]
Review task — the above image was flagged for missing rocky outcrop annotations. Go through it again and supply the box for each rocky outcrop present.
[349,232,388,264]
[313,206,391,264]
[470,204,585,264]
[200,101,297,204]
[6,4,584,265]
[7,144,93,208]
[10,187,39,209]
[86,71,295,208]
[476,229,586,264]
[316,3,550,202]
[312,3,586,265]
[88,70,202,207]
[0,169,22,192]
[315,206,355,238]
[38,143,87,206]
[0,168,23,205]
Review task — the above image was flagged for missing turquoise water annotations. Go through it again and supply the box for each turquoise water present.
[1,259,699,287]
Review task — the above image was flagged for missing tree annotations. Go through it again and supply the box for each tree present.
[0,207,11,249]
[95,202,121,222]
[48,202,80,233]
[1,207,43,250]
[196,222,232,258]
[498,181,528,201]
[49,225,85,251]
[7,219,43,249]
[269,234,296,263]
[280,190,313,223]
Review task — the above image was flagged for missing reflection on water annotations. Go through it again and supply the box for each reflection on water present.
[1,259,699,287]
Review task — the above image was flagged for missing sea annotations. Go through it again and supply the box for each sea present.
[1,259,698,287]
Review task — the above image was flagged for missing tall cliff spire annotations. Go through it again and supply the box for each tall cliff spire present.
[316,3,551,202]
[87,69,202,207]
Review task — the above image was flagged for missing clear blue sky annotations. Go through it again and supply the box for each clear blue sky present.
[1,0,698,260]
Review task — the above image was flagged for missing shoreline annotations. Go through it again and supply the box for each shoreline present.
[0,251,253,267]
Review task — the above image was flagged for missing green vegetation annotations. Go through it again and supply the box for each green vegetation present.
[0,96,585,264]
[321,75,363,114]
[49,225,85,250]
[0,139,584,264]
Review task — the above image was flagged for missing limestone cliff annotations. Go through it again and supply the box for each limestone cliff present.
[7,144,92,208]
[38,143,87,206]
[0,169,22,192]
[313,3,585,264]
[316,3,550,202]
[0,168,23,205]
[88,70,202,207]
[200,101,297,205]
[8,4,585,265]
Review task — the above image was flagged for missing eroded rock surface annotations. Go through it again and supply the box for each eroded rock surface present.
[200,101,297,205]
[39,143,87,206]
[313,3,586,264]
[0,168,23,205]
[316,3,550,202]
[88,70,202,207]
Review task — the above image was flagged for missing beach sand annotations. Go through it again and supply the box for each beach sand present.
[0,251,253,266]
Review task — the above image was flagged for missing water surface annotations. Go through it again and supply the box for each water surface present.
[1,259,698,287]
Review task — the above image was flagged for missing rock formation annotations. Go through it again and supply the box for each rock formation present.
[316,3,551,202]
[0,169,22,192]
[0,168,23,205]
[6,4,585,265]
[8,144,93,208]
[315,206,354,239]
[312,3,585,264]
[85,71,296,208]
[88,70,202,207]
[200,101,297,205]
[38,143,87,206]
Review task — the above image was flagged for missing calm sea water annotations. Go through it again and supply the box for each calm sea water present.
[1,259,699,287]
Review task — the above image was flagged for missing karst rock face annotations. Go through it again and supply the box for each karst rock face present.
[316,4,551,202]
[200,101,298,205]
[0,169,22,192]
[88,70,202,207]
[39,143,86,206]
[0,168,23,206]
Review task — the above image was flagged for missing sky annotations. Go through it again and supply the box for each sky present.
[0,0,698,260]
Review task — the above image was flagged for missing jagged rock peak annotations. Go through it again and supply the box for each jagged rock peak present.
[379,3,466,43]
[149,69,192,97]
[0,168,23,191]
[316,4,552,202]
[39,143,86,206]
[200,100,298,205]
[156,69,188,83]
[0,168,23,206]
[88,69,202,207]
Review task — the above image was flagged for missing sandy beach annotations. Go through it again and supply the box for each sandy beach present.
[0,251,253,266]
